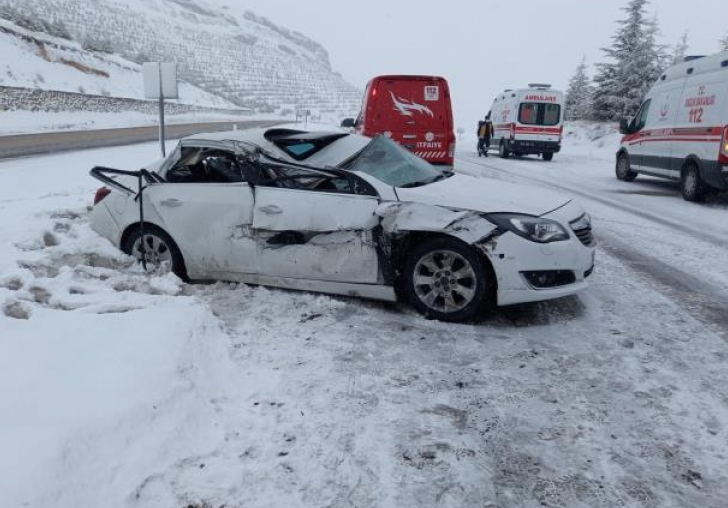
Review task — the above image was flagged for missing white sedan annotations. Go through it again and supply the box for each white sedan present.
[89,127,596,322]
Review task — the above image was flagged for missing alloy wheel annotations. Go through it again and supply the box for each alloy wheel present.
[131,234,173,272]
[412,250,478,313]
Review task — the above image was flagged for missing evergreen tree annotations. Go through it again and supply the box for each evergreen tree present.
[671,32,689,65]
[591,0,665,121]
[720,32,728,52]
[564,57,593,121]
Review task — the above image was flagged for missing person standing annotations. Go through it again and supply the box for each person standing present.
[477,114,494,157]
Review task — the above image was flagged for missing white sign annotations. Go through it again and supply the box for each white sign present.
[424,85,439,102]
[142,62,178,99]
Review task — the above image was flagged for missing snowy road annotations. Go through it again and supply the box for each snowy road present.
[1,137,728,508]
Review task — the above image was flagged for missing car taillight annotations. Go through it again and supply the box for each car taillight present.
[510,123,516,140]
[448,140,456,158]
[94,187,111,205]
[720,125,728,164]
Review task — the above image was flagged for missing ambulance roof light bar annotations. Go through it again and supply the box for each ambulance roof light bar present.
[528,83,552,90]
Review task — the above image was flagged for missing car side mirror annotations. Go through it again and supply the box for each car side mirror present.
[340,118,355,128]
[619,118,631,135]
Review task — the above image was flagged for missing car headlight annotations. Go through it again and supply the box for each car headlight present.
[485,213,570,243]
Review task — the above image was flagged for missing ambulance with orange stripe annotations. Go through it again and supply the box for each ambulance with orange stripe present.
[489,84,564,161]
[617,51,728,202]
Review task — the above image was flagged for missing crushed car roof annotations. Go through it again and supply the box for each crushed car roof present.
[181,127,370,167]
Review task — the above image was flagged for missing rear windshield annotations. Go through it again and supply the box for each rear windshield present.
[519,103,561,126]
[369,80,451,131]
[265,130,348,161]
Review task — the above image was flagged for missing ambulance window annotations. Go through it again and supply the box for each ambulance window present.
[543,104,560,125]
[519,103,561,126]
[519,103,539,125]
[634,99,651,131]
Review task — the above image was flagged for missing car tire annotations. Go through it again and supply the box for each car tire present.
[499,140,510,159]
[681,163,709,202]
[122,224,188,280]
[542,152,554,161]
[616,153,638,182]
[402,237,493,322]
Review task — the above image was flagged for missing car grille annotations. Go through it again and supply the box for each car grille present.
[569,214,595,247]
[572,226,595,246]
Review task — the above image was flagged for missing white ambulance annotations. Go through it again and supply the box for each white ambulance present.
[489,84,565,161]
[617,51,728,201]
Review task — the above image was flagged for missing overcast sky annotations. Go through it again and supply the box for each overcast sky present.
[212,0,727,129]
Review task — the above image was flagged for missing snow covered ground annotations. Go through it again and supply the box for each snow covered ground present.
[1,126,728,508]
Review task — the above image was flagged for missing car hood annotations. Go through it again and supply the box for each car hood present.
[395,174,571,216]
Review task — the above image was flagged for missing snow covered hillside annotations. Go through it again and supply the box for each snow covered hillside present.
[0,19,236,108]
[0,0,362,116]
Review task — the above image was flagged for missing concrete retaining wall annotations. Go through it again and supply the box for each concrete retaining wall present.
[0,86,248,115]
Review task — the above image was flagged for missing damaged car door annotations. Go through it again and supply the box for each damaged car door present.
[149,142,257,279]
[251,166,380,284]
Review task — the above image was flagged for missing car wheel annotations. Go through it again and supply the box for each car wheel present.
[402,237,493,322]
[681,163,708,202]
[499,140,510,159]
[122,225,188,280]
[616,153,638,181]
[542,152,554,161]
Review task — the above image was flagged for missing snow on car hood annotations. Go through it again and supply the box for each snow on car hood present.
[395,174,571,216]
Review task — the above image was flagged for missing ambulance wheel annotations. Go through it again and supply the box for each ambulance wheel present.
[681,163,708,202]
[499,140,510,159]
[616,153,637,182]
[542,152,554,161]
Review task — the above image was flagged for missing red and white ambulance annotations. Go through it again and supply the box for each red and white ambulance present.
[489,84,564,161]
[344,75,456,167]
[617,51,728,201]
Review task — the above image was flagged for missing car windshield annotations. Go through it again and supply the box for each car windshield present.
[342,135,449,188]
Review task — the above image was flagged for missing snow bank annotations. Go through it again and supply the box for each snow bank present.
[0,109,265,136]
[0,143,239,508]
[561,120,621,160]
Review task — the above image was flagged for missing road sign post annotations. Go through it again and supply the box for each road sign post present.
[296,108,311,128]
[143,62,178,157]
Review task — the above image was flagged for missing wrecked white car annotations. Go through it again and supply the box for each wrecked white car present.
[89,128,596,322]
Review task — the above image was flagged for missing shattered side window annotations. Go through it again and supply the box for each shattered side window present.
[166,148,245,183]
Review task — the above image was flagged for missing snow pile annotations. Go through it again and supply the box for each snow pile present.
[0,143,240,508]
[561,120,621,160]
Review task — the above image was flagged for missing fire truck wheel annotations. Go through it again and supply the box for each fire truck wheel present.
[542,152,554,161]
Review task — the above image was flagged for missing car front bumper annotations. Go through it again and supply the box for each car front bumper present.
[481,204,596,306]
